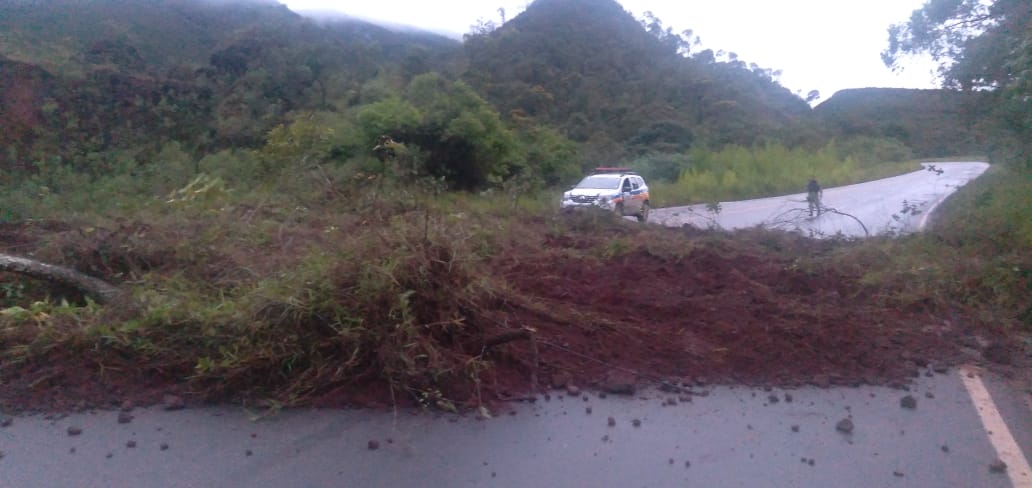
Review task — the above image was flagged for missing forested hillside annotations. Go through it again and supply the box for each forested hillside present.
[463,0,813,163]
[0,0,995,194]
[0,0,461,181]
[814,88,991,157]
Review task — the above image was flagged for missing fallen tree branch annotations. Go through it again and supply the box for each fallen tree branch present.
[480,327,538,395]
[821,207,870,237]
[0,253,121,304]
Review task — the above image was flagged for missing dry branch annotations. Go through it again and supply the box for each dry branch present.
[0,253,121,304]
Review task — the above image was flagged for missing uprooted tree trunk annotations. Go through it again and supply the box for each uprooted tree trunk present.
[0,253,121,304]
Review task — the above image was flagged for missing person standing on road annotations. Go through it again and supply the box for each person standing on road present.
[806,177,823,217]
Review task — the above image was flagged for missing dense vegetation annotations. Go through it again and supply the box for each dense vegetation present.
[0,0,1027,410]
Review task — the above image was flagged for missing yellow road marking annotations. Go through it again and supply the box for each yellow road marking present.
[960,366,1032,487]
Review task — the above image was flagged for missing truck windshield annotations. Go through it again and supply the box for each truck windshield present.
[575,175,622,190]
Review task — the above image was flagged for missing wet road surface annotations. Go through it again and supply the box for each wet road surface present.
[650,162,989,237]
[1,367,1028,487]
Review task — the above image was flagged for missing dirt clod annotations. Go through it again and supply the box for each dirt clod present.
[246,449,253,456]
[893,471,904,477]
[159,443,169,451]
[162,394,185,411]
[900,395,917,409]
[566,384,581,396]
[607,416,616,427]
[117,412,134,424]
[784,393,793,403]
[941,445,949,453]
[791,425,800,433]
[989,460,1007,473]
[925,392,934,399]
[0,417,11,427]
[835,418,854,434]
[632,418,642,427]
[106,452,113,459]
[600,371,637,396]
[585,407,592,414]
[127,440,136,448]
[767,394,780,404]
[67,426,82,436]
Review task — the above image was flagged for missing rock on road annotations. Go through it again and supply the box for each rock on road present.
[650,162,990,237]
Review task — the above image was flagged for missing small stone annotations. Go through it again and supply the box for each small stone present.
[67,426,82,436]
[784,393,793,403]
[126,440,137,448]
[768,394,780,404]
[941,445,949,453]
[106,452,113,459]
[120,400,134,412]
[245,449,253,456]
[162,394,185,411]
[601,371,637,396]
[117,412,134,424]
[893,471,904,477]
[900,395,917,409]
[632,418,642,427]
[160,443,169,451]
[668,458,674,465]
[367,440,380,450]
[925,392,935,399]
[566,384,581,396]
[685,460,691,468]
[791,425,800,433]
[602,435,609,442]
[836,418,854,434]
[989,460,1007,473]
[69,447,76,454]
[808,459,815,466]
[0,417,12,427]
[933,365,949,374]
[607,417,616,427]
[585,407,592,414]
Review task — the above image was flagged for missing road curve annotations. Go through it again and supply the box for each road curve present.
[650,162,990,238]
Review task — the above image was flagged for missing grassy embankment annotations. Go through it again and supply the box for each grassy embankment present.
[0,146,1026,410]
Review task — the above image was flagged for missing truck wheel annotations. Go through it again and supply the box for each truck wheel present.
[615,202,624,216]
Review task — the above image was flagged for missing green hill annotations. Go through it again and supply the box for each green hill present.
[463,0,812,162]
[0,0,991,185]
[815,88,991,157]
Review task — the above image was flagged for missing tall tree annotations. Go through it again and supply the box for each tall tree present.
[883,0,1031,165]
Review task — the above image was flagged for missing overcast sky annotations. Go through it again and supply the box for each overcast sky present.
[280,0,941,102]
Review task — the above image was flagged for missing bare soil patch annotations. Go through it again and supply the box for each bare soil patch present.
[0,214,1024,412]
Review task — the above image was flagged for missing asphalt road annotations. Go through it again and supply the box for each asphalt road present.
[650,162,990,237]
[1,367,1029,487]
